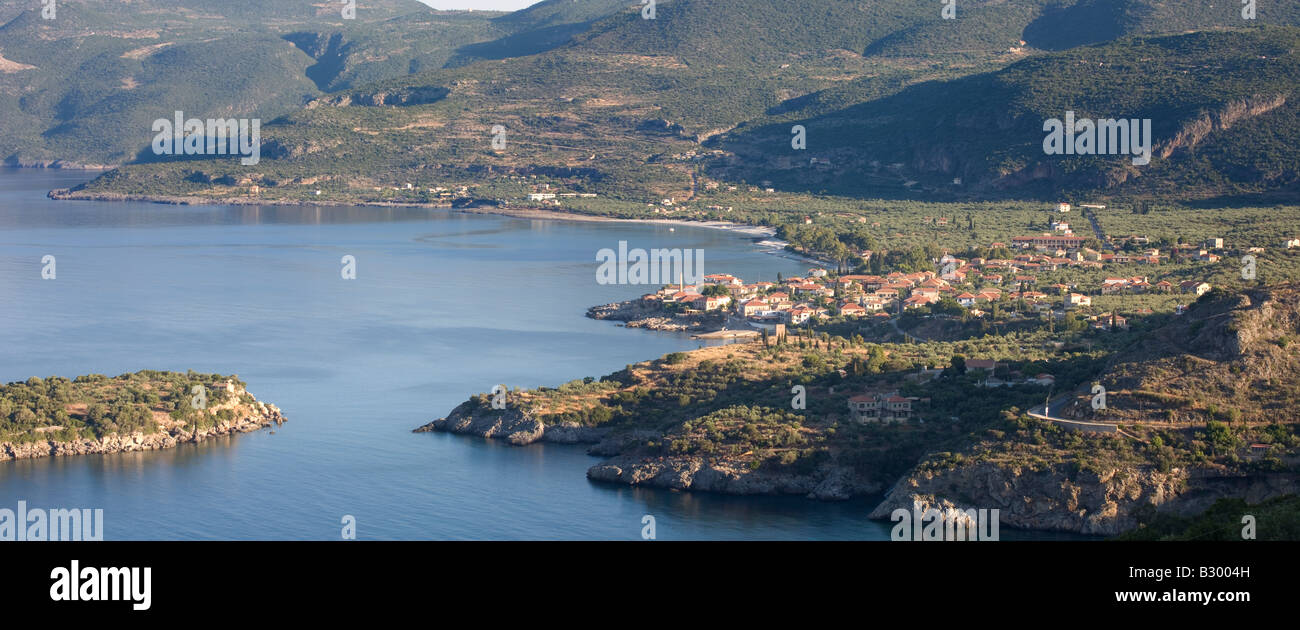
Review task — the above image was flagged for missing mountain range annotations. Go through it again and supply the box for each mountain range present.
[9,0,1300,203]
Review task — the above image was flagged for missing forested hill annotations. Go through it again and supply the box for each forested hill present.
[711,26,1300,201]
[25,0,1300,205]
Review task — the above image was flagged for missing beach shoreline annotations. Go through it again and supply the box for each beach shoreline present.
[47,187,838,265]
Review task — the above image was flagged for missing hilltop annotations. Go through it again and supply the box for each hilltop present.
[1064,283,1300,424]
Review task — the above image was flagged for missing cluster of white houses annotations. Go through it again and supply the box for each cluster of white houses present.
[639,261,1216,327]
[633,223,1267,326]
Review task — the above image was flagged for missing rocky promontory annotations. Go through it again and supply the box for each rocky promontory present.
[0,371,285,462]
[586,300,720,332]
[413,399,608,445]
[868,461,1300,536]
[1,408,285,461]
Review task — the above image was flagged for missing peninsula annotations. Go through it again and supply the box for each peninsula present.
[420,281,1300,536]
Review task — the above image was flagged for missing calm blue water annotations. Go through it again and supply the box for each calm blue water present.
[0,169,1069,540]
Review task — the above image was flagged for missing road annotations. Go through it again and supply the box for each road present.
[1081,207,1112,250]
[1027,392,1148,440]
[1028,393,1074,421]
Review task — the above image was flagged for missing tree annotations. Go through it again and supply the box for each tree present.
[950,354,967,375]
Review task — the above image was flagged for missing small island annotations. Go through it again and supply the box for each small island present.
[0,371,284,461]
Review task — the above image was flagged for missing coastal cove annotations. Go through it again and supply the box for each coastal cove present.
[0,168,872,540]
[1,169,1097,540]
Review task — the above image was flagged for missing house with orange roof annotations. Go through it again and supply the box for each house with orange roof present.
[840,303,867,317]
[741,299,770,317]
[848,391,917,423]
[904,294,937,309]
[703,273,743,286]
[788,305,814,324]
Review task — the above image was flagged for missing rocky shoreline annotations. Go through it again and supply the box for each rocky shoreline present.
[413,400,608,446]
[414,397,1300,534]
[0,395,285,462]
[414,399,879,501]
[587,455,880,500]
[868,461,1300,536]
[586,300,720,332]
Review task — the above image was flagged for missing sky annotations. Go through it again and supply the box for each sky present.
[417,0,540,10]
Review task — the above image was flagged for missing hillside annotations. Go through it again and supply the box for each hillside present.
[873,284,1300,535]
[711,27,1300,201]
[1062,283,1300,424]
[415,325,1110,501]
[416,283,1300,534]
[46,0,1300,208]
[0,0,509,166]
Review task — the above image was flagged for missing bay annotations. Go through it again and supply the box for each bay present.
[0,168,1066,540]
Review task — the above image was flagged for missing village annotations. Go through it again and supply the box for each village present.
[614,202,1300,425]
[638,201,1300,330]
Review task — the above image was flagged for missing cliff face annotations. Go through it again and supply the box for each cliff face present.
[417,400,882,500]
[0,386,285,462]
[587,455,880,501]
[869,462,1300,535]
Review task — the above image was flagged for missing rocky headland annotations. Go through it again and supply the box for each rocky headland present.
[0,373,285,462]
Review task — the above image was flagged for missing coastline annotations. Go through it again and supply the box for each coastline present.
[0,375,286,463]
[0,407,285,462]
[415,397,1297,536]
[46,187,837,264]
[5,160,115,171]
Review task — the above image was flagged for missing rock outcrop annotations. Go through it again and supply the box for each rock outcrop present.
[586,300,718,332]
[586,456,879,500]
[413,400,607,446]
[0,397,285,462]
[869,461,1300,536]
